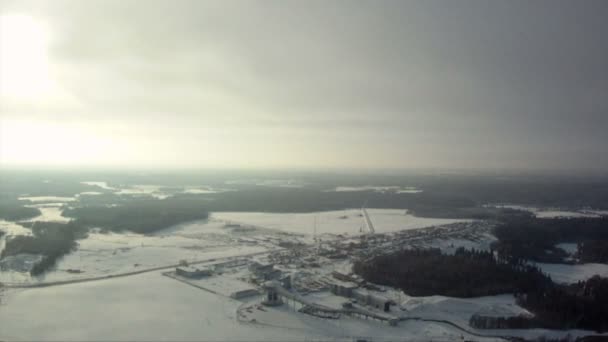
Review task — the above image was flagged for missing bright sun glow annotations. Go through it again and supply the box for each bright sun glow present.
[0,14,54,99]
[0,120,119,166]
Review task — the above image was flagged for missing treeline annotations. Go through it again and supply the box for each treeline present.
[353,248,552,297]
[517,275,608,331]
[63,198,209,234]
[493,217,608,263]
[354,247,608,332]
[171,187,476,216]
[1,221,87,275]
[1,199,210,275]
[0,199,41,221]
[577,240,608,263]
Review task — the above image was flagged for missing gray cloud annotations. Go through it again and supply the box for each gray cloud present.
[1,0,607,169]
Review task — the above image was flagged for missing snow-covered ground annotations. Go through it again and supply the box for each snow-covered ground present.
[213,209,470,237]
[422,234,497,254]
[327,185,422,193]
[0,270,509,342]
[0,219,32,236]
[0,219,278,284]
[556,242,578,255]
[182,186,233,194]
[0,220,34,272]
[224,179,305,188]
[80,181,234,198]
[115,184,170,199]
[535,262,608,284]
[22,202,71,223]
[535,210,600,219]
[490,204,603,218]
[583,209,608,216]
[81,181,117,190]
[400,293,531,327]
[18,196,76,203]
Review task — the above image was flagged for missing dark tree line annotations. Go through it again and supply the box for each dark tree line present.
[0,199,41,221]
[353,247,552,298]
[577,240,608,263]
[1,221,87,275]
[63,198,209,234]
[355,247,608,332]
[1,199,211,275]
[517,276,608,332]
[493,217,608,263]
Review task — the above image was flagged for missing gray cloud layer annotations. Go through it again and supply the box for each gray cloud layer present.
[1,0,607,169]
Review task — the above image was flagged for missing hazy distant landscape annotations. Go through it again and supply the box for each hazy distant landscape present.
[1,170,608,341]
[2,0,608,341]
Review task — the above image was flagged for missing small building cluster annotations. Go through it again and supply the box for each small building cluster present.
[249,261,281,281]
[229,288,260,299]
[176,266,213,278]
[351,289,394,312]
[327,272,394,312]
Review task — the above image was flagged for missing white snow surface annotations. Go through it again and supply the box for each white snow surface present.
[18,196,76,203]
[213,209,470,236]
[556,243,578,255]
[329,185,422,193]
[490,204,602,218]
[535,262,608,284]
[535,211,600,219]
[22,203,71,223]
[81,181,117,190]
[0,271,501,342]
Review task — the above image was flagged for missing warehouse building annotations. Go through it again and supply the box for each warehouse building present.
[176,266,213,278]
[352,289,394,312]
[229,288,260,299]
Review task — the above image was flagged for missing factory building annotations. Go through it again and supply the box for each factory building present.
[229,288,260,299]
[352,289,393,312]
[175,266,213,278]
[249,261,281,281]
[328,279,358,297]
[331,271,361,284]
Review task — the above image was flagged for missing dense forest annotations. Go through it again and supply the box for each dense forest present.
[1,221,87,275]
[63,198,209,234]
[1,199,210,275]
[0,198,41,221]
[517,275,608,332]
[353,248,552,297]
[355,247,608,332]
[493,217,608,263]
[577,240,608,263]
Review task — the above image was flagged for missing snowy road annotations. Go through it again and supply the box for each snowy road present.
[1,249,271,288]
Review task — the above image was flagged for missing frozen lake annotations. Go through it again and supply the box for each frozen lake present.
[213,209,470,236]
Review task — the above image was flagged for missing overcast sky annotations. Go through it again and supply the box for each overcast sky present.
[0,0,607,170]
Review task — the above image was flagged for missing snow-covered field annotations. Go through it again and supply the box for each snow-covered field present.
[80,181,235,198]
[328,185,422,193]
[224,179,305,188]
[0,219,277,284]
[81,181,116,190]
[535,210,600,219]
[0,219,32,236]
[400,293,531,327]
[22,203,71,223]
[535,262,608,284]
[0,270,509,342]
[18,196,76,203]
[490,204,603,218]
[213,209,470,237]
[556,243,578,255]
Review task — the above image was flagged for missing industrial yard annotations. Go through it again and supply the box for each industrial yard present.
[1,206,606,341]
